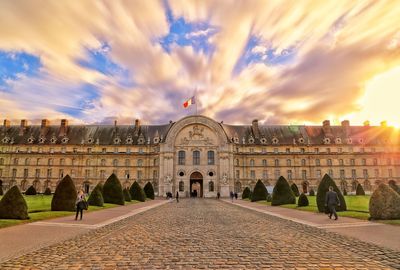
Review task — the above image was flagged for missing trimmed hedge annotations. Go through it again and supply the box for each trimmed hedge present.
[251,180,268,202]
[25,185,37,195]
[316,174,347,212]
[43,187,52,195]
[87,183,104,207]
[0,186,3,196]
[291,183,300,197]
[266,193,272,202]
[242,187,251,199]
[129,181,146,202]
[298,193,309,207]
[369,184,400,220]
[143,182,155,200]
[51,175,77,211]
[389,181,400,195]
[271,176,296,206]
[309,189,315,196]
[124,188,132,202]
[103,174,125,205]
[356,183,365,195]
[0,186,29,219]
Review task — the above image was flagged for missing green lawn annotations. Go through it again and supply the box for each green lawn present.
[0,195,139,229]
[256,195,400,226]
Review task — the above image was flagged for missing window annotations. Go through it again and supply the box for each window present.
[71,170,76,177]
[388,169,393,177]
[261,148,266,153]
[326,148,331,153]
[339,159,344,166]
[338,148,342,153]
[262,159,267,166]
[286,159,291,166]
[73,148,78,153]
[60,158,65,166]
[179,181,184,192]
[301,159,306,166]
[328,169,333,177]
[249,148,254,153]
[314,148,319,154]
[24,169,28,179]
[137,159,143,167]
[236,159,240,166]
[35,169,40,179]
[300,148,305,154]
[352,169,357,180]
[102,148,106,153]
[387,159,392,165]
[61,147,66,153]
[0,158,4,165]
[193,151,200,165]
[127,148,131,154]
[350,159,355,166]
[274,170,280,179]
[286,148,290,153]
[13,158,18,165]
[274,159,279,167]
[302,170,307,180]
[340,169,345,180]
[125,170,130,179]
[315,159,320,166]
[263,170,268,180]
[274,148,279,154]
[72,159,76,166]
[85,169,90,179]
[100,170,105,180]
[101,159,106,166]
[153,170,158,179]
[153,158,158,166]
[125,159,130,166]
[250,170,255,179]
[287,170,292,180]
[137,170,143,180]
[139,148,143,154]
[209,181,214,192]
[374,169,379,177]
[250,159,255,167]
[327,159,332,166]
[47,169,52,179]
[114,147,118,153]
[362,159,366,166]
[87,148,92,153]
[0,169,2,177]
[360,147,365,153]
[363,169,368,179]
[235,170,240,179]
[316,169,321,179]
[113,159,118,166]
[86,159,91,166]
[25,158,30,165]
[178,151,186,165]
[59,169,64,178]
[12,169,17,180]
[37,158,41,165]
[373,158,378,166]
[208,151,215,165]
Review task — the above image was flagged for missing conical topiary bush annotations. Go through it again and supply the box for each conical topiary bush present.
[103,174,125,205]
[242,187,251,199]
[298,193,309,207]
[369,184,400,220]
[51,175,77,211]
[129,181,146,202]
[309,189,315,196]
[87,183,104,206]
[356,183,365,195]
[316,174,347,212]
[25,185,37,195]
[123,188,132,202]
[43,187,52,195]
[0,186,29,219]
[251,180,268,202]
[291,183,300,197]
[271,176,296,206]
[143,182,155,200]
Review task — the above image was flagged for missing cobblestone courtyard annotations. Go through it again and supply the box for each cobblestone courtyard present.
[1,199,399,269]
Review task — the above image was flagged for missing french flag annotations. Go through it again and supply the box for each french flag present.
[183,96,195,108]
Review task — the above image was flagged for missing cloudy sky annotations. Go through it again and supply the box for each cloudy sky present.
[0,0,399,126]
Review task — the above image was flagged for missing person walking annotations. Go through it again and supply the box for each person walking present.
[217,192,220,199]
[325,186,340,220]
[234,192,238,200]
[176,191,179,203]
[230,191,234,202]
[75,190,86,221]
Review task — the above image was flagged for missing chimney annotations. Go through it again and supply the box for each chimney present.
[40,119,50,136]
[59,119,68,137]
[251,119,260,139]
[19,119,28,136]
[134,119,141,136]
[363,120,370,127]
[341,120,350,136]
[322,120,332,135]
[3,119,10,129]
[380,121,387,127]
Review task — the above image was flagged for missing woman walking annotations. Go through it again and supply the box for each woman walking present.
[75,189,86,220]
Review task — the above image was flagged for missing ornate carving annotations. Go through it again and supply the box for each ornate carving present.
[189,125,204,139]
[221,173,229,185]
[165,175,172,184]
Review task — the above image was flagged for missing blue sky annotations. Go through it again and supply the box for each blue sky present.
[0,1,399,125]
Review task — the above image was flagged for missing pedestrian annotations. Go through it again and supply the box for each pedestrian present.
[217,192,220,199]
[75,189,86,221]
[325,186,340,220]
[234,192,238,200]
[176,191,179,203]
[230,191,234,202]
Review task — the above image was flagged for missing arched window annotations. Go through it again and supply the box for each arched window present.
[236,159,240,166]
[179,181,184,192]
[125,159,130,166]
[193,150,200,165]
[60,158,65,165]
[301,159,306,166]
[25,158,30,165]
[315,159,320,166]
[48,159,53,166]
[137,159,143,167]
[274,159,279,167]
[327,159,332,166]
[101,159,106,166]
[86,159,91,166]
[209,181,214,192]
[286,159,291,166]
[13,158,18,165]
[207,151,215,165]
[154,158,158,166]
[113,159,118,166]
[178,151,185,165]
[0,158,3,165]
[352,181,358,191]
[250,159,254,167]
[262,159,267,166]
[37,158,41,166]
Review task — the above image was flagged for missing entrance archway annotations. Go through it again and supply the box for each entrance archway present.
[190,172,203,197]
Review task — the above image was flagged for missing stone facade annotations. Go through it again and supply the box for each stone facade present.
[0,115,399,197]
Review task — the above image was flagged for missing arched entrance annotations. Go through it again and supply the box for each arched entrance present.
[190,172,203,197]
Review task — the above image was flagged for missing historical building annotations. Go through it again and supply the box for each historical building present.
[0,115,399,197]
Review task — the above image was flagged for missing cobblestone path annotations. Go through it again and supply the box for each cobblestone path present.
[1,199,399,269]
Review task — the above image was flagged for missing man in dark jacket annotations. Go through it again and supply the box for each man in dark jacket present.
[325,186,340,220]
